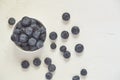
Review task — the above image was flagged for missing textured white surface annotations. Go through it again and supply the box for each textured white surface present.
[0,0,120,80]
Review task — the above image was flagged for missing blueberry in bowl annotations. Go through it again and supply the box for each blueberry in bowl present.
[11,16,46,51]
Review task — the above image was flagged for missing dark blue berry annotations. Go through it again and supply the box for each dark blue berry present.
[50,42,57,49]
[60,45,67,52]
[21,16,31,27]
[33,58,41,66]
[40,33,46,42]
[75,44,84,53]
[61,31,69,39]
[39,27,46,34]
[31,19,37,24]
[19,34,28,43]
[62,12,70,21]
[36,40,43,48]
[11,34,19,42]
[14,29,21,34]
[49,32,57,40]
[30,24,39,31]
[71,26,80,35]
[48,64,56,72]
[81,69,87,76]
[24,27,33,36]
[45,72,53,79]
[22,46,29,51]
[63,51,71,59]
[29,46,38,51]
[44,57,52,65]
[72,75,80,80]
[21,60,29,69]
[33,30,41,39]
[28,38,37,46]
[8,17,16,25]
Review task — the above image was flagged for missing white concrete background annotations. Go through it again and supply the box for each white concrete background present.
[0,0,120,80]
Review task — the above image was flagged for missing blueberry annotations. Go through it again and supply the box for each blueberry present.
[25,27,33,36]
[19,34,28,43]
[71,26,80,35]
[48,64,56,72]
[8,17,16,25]
[39,33,46,42]
[75,44,84,53]
[30,46,38,51]
[39,27,46,34]
[22,46,29,51]
[21,16,31,27]
[72,75,80,80]
[49,32,57,40]
[81,69,87,76]
[36,40,43,48]
[33,57,41,66]
[45,72,53,79]
[21,60,29,69]
[15,41,21,46]
[63,51,71,59]
[33,30,41,39]
[30,24,39,31]
[21,42,28,47]
[28,38,37,46]
[60,45,67,52]
[50,42,57,49]
[44,57,52,65]
[62,12,70,21]
[31,18,37,24]
[14,29,21,34]
[11,34,19,42]
[15,21,22,29]
[61,31,69,39]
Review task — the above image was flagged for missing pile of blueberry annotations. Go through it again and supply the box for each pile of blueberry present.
[10,16,46,51]
[9,12,87,80]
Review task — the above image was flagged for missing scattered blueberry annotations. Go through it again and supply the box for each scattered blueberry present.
[61,31,69,39]
[72,75,80,80]
[81,69,87,76]
[49,32,58,40]
[48,64,56,72]
[60,45,67,52]
[44,57,52,65]
[33,57,41,66]
[63,51,71,59]
[75,44,84,53]
[71,26,80,35]
[21,60,30,69]
[45,72,53,79]
[50,42,57,49]
[62,12,70,21]
[8,17,16,25]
